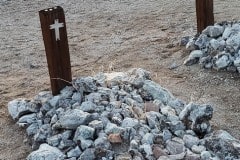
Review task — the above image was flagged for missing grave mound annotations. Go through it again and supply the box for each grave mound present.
[8,68,240,159]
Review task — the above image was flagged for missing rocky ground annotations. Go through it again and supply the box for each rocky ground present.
[1,0,240,159]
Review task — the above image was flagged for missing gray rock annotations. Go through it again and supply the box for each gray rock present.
[122,127,137,141]
[47,134,61,147]
[226,32,240,51]
[34,124,52,143]
[168,152,186,160]
[26,121,41,136]
[234,58,240,67]
[58,139,75,150]
[166,138,185,155]
[180,36,190,46]
[191,145,206,154]
[222,27,232,39]
[213,53,232,70]
[168,99,185,115]
[73,125,95,142]
[139,144,153,156]
[202,25,224,38]
[17,113,37,127]
[200,151,212,160]
[78,148,96,160]
[210,39,221,50]
[179,103,213,136]
[78,101,97,113]
[72,92,82,104]
[115,153,133,160]
[89,120,104,132]
[184,50,204,66]
[27,143,65,160]
[80,139,93,150]
[185,149,201,160]
[186,37,197,51]
[195,34,209,49]
[53,109,97,129]
[141,133,154,145]
[199,55,212,69]
[161,106,176,116]
[163,129,172,142]
[204,130,240,159]
[169,120,186,133]
[94,137,111,150]
[105,122,124,134]
[60,86,74,98]
[121,117,139,128]
[8,99,40,120]
[67,146,82,158]
[49,95,61,107]
[145,111,165,129]
[142,80,174,105]
[183,134,200,149]
[73,77,97,93]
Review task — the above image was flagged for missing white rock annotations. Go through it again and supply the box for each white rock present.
[202,25,224,38]
[27,143,65,160]
[210,39,220,50]
[215,55,230,69]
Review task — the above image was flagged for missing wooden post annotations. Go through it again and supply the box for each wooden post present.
[196,0,214,33]
[39,6,72,95]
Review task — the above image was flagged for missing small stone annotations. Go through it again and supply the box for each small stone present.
[184,50,204,66]
[89,120,104,131]
[26,122,41,136]
[141,133,154,145]
[47,134,61,147]
[168,152,186,160]
[94,137,111,150]
[191,145,206,154]
[185,149,201,160]
[73,125,95,142]
[49,95,61,107]
[105,122,124,134]
[108,134,122,143]
[73,77,97,93]
[161,106,176,116]
[183,134,200,149]
[210,39,220,50]
[53,109,97,129]
[34,124,52,143]
[8,99,40,120]
[152,145,168,159]
[72,92,82,104]
[180,36,190,46]
[166,138,185,155]
[202,25,224,38]
[115,153,132,160]
[78,101,97,113]
[17,113,37,127]
[80,139,93,150]
[144,102,160,112]
[163,129,172,142]
[139,144,153,156]
[121,117,139,128]
[142,80,174,105]
[186,38,197,51]
[78,148,96,160]
[169,120,185,133]
[200,151,212,160]
[67,146,82,158]
[27,143,65,160]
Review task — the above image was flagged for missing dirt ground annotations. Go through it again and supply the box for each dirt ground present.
[1,0,240,159]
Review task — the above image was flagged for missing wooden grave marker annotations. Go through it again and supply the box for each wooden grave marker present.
[39,6,72,95]
[196,0,214,33]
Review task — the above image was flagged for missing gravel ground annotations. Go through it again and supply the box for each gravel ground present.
[0,0,240,159]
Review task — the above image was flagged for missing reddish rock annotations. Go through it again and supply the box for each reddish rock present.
[145,102,160,112]
[108,134,122,143]
[152,145,168,159]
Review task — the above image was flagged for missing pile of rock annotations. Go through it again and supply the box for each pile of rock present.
[184,21,240,73]
[8,69,240,159]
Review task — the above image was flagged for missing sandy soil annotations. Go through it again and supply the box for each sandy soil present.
[1,0,240,159]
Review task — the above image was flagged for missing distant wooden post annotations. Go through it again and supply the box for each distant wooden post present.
[196,0,214,33]
[39,6,72,95]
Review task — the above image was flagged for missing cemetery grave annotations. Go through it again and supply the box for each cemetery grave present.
[1,0,240,159]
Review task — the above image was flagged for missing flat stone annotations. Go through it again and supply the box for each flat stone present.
[94,137,111,150]
[166,138,185,155]
[8,99,40,120]
[17,113,37,127]
[115,153,132,160]
[108,134,122,143]
[191,145,206,154]
[105,122,124,134]
[67,146,82,158]
[80,139,93,150]
[78,101,97,113]
[142,80,174,105]
[73,125,95,142]
[53,109,97,129]
[78,148,96,160]
[121,117,139,128]
[183,134,200,149]
[27,143,65,160]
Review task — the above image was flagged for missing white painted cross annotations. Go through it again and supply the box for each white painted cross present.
[50,19,64,41]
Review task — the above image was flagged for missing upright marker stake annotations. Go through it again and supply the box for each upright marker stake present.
[39,6,72,95]
[196,0,214,33]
